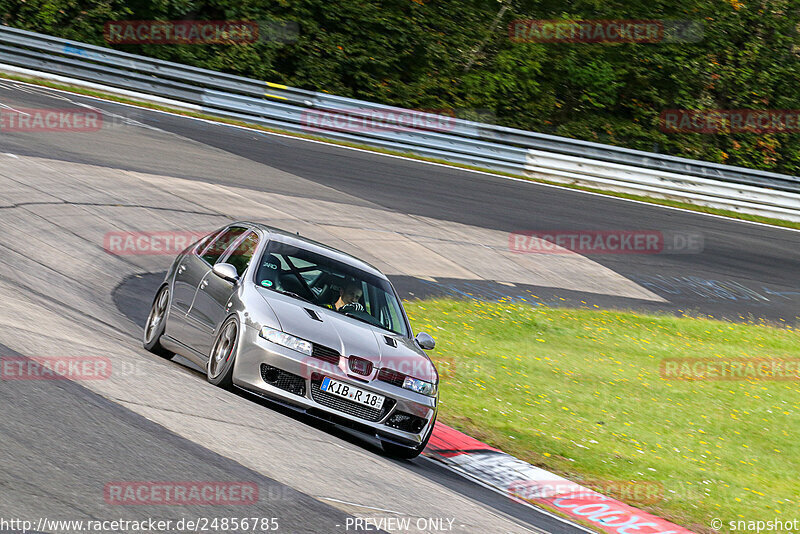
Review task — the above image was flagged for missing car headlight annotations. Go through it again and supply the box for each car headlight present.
[259,327,312,356]
[402,376,437,397]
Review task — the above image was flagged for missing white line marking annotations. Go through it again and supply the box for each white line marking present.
[3,75,798,234]
[0,102,29,115]
[16,81,76,101]
[0,81,41,95]
[71,100,162,131]
[316,496,408,515]
[0,79,160,131]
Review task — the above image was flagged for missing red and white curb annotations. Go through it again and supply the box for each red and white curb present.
[423,422,695,534]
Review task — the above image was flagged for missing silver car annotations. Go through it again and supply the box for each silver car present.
[143,222,438,458]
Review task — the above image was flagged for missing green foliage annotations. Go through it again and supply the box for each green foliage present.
[4,0,800,174]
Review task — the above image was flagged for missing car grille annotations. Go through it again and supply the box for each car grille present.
[260,364,306,397]
[377,368,406,387]
[310,374,395,422]
[312,343,340,365]
[348,356,373,376]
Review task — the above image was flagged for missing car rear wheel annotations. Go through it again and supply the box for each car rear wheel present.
[143,285,172,358]
[207,317,239,388]
[382,416,436,460]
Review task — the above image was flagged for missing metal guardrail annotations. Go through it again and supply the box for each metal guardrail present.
[1,24,799,221]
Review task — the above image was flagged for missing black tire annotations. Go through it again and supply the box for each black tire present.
[207,316,239,388]
[382,416,436,460]
[143,285,172,358]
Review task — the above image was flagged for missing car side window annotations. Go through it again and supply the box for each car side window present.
[193,233,214,254]
[200,227,247,265]
[223,231,260,276]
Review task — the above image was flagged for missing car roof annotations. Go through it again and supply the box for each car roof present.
[241,222,387,279]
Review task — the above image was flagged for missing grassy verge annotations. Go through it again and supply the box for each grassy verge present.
[1,70,798,231]
[405,298,800,533]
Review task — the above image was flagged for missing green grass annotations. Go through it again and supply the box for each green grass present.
[405,298,800,533]
[2,70,799,231]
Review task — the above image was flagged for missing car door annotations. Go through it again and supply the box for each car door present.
[173,226,247,352]
[165,230,220,345]
[188,229,259,356]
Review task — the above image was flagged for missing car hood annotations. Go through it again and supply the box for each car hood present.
[256,287,436,382]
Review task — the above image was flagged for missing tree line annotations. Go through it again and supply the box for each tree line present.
[3,0,799,174]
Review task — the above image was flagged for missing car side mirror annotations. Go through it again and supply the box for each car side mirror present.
[415,332,435,351]
[212,263,239,283]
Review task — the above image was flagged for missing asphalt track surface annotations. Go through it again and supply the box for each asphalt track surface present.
[2,81,799,322]
[0,79,797,534]
[0,80,588,534]
[0,341,356,534]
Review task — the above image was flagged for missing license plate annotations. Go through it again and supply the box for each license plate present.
[320,377,385,410]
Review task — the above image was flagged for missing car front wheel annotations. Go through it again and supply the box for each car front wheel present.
[207,316,239,388]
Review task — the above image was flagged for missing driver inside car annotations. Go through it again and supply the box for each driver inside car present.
[326,283,364,312]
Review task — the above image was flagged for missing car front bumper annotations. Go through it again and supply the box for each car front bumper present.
[232,325,437,448]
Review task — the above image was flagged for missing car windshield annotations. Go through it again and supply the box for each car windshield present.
[255,240,409,337]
